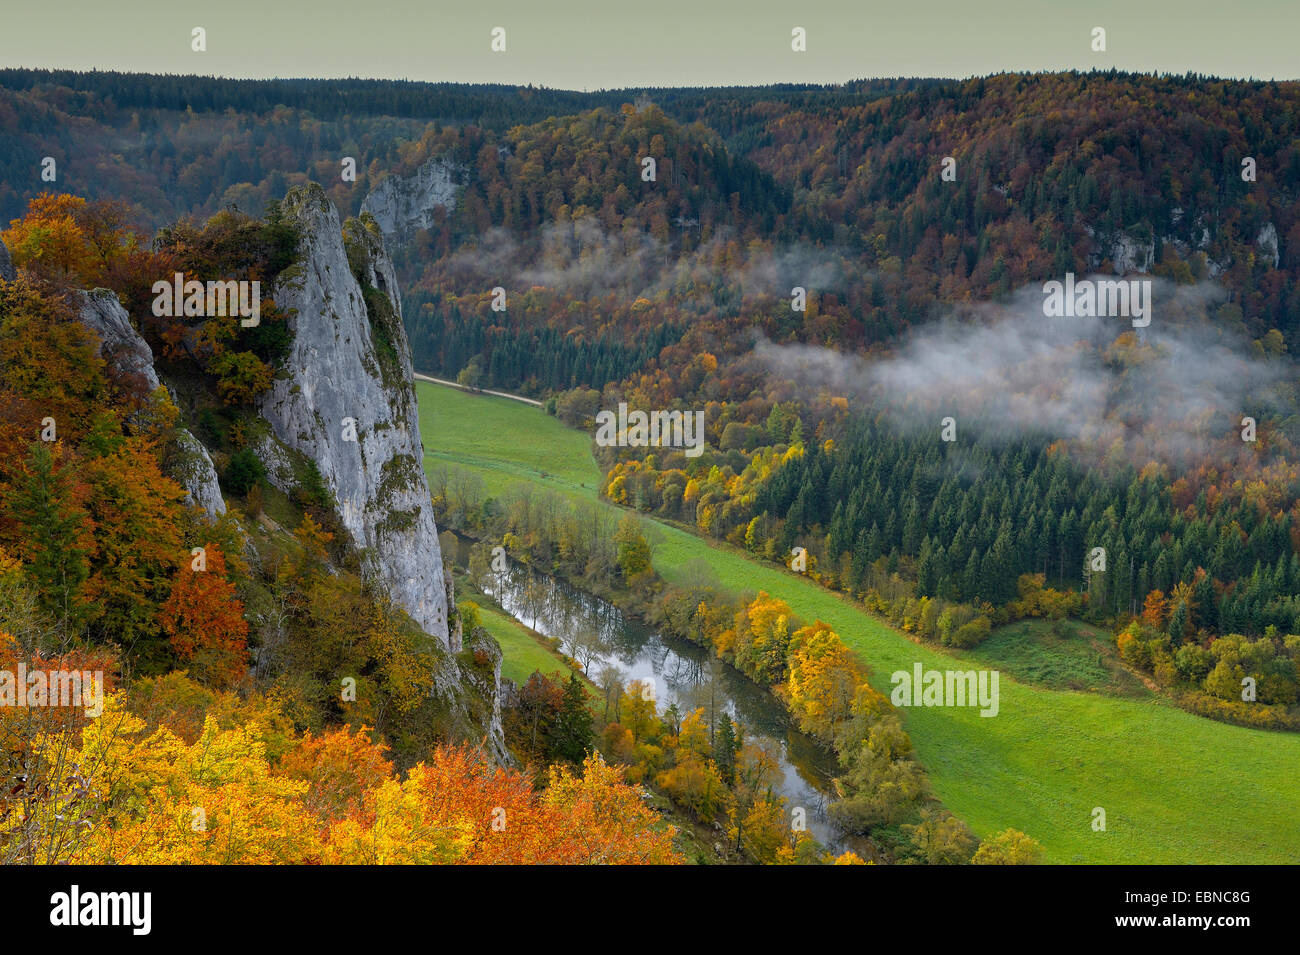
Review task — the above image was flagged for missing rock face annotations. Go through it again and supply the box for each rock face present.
[1109,233,1155,275]
[0,238,14,281]
[172,428,227,518]
[76,289,161,392]
[74,290,226,519]
[1085,228,1155,275]
[1257,223,1280,269]
[360,156,459,245]
[260,183,452,646]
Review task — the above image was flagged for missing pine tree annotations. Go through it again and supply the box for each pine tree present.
[553,673,594,764]
[713,713,739,786]
[1167,602,1190,646]
[8,442,92,634]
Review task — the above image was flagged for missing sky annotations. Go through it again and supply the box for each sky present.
[1,0,1297,89]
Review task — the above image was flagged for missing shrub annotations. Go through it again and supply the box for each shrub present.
[225,448,266,495]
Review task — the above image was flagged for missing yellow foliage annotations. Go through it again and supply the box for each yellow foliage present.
[786,622,865,740]
[70,700,320,864]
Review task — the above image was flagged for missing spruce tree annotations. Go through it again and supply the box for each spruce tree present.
[553,672,594,764]
[9,442,92,635]
[713,713,739,786]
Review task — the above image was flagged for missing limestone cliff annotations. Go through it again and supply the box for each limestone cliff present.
[254,183,507,762]
[0,238,14,281]
[1084,212,1281,279]
[74,289,225,520]
[258,184,452,646]
[360,156,460,247]
[76,289,161,392]
[66,197,507,762]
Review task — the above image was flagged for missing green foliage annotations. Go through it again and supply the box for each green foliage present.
[225,448,266,496]
[293,459,332,511]
[6,443,92,632]
[553,673,594,764]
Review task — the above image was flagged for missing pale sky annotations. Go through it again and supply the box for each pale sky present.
[1,0,1296,89]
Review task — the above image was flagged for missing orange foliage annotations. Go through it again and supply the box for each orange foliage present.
[277,725,394,827]
[325,747,680,864]
[1141,590,1168,630]
[157,544,249,689]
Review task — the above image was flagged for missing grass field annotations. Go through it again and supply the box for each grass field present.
[966,619,1152,699]
[454,580,599,696]
[463,594,572,685]
[421,386,601,501]
[417,380,1300,864]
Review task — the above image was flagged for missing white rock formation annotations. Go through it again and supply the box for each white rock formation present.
[74,290,225,519]
[1257,223,1280,269]
[1110,232,1155,275]
[76,289,161,392]
[172,428,227,518]
[361,156,460,245]
[260,184,452,646]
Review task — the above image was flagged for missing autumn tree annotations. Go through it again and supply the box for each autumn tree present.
[276,724,394,826]
[1141,589,1169,630]
[1,193,92,280]
[157,543,249,689]
[972,828,1044,865]
[80,441,186,651]
[786,622,864,741]
[614,513,652,581]
[902,808,978,865]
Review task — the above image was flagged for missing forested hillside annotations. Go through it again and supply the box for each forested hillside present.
[5,67,1300,736]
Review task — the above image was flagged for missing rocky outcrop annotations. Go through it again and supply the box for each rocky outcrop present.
[260,183,451,646]
[1257,223,1280,269]
[257,184,509,761]
[461,625,510,764]
[76,289,161,392]
[1085,228,1155,275]
[1109,233,1155,275]
[1086,210,1285,279]
[172,428,227,518]
[0,238,14,281]
[360,156,460,246]
[74,290,226,519]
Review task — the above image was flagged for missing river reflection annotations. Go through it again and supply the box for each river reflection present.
[451,537,870,857]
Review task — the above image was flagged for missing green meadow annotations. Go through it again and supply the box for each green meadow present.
[462,594,571,685]
[417,380,1300,864]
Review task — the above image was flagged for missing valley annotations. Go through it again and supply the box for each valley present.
[417,378,1300,864]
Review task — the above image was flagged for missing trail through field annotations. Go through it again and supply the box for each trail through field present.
[413,372,543,407]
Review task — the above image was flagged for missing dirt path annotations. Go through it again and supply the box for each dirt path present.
[413,372,543,407]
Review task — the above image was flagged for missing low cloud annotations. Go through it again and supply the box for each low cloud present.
[445,216,854,304]
[754,278,1295,471]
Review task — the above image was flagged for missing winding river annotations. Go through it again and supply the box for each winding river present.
[448,537,871,857]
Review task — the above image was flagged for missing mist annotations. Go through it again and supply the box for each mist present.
[753,277,1296,472]
[443,215,854,303]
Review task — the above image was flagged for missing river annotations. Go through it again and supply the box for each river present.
[447,537,871,857]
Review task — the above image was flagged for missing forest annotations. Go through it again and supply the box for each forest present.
[0,193,681,863]
[3,66,1300,866]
